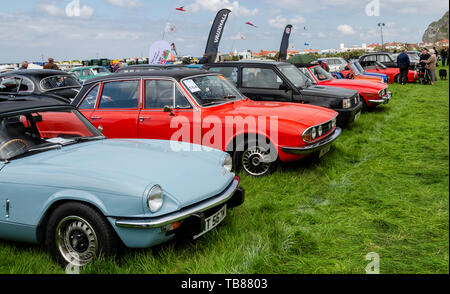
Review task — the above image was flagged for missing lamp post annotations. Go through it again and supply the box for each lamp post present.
[378,22,385,51]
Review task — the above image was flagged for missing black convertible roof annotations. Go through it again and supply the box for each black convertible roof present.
[83,69,210,85]
[0,95,71,116]
[0,69,71,79]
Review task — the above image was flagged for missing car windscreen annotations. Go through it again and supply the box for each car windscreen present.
[349,63,362,75]
[277,64,310,88]
[309,65,334,81]
[0,109,103,161]
[41,75,81,90]
[0,76,35,94]
[182,74,244,107]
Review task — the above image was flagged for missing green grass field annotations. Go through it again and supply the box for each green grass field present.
[0,68,448,274]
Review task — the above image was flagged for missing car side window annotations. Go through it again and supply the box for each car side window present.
[242,67,283,89]
[175,87,192,109]
[79,84,100,109]
[72,71,81,77]
[82,69,91,76]
[0,77,34,93]
[364,55,376,62]
[145,80,174,109]
[377,55,390,63]
[98,80,139,109]
[208,67,238,86]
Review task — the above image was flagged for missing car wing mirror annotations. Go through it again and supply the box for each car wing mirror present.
[164,106,175,116]
[279,84,290,92]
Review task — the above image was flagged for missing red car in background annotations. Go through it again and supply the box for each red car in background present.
[298,64,392,109]
[72,70,342,177]
[359,60,418,83]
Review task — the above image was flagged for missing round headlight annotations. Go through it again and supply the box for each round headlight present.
[318,125,323,137]
[311,127,317,140]
[147,185,164,213]
[223,153,233,172]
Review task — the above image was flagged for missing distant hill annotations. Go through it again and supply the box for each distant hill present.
[422,11,449,43]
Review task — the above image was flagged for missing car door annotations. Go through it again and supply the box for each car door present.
[138,79,194,142]
[239,66,293,102]
[89,80,140,138]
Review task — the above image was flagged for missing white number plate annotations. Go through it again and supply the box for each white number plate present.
[319,145,331,158]
[193,205,227,240]
[354,111,361,121]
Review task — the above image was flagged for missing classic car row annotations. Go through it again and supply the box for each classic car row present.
[0,61,393,266]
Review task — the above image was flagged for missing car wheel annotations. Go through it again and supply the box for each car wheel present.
[45,202,120,267]
[233,138,278,177]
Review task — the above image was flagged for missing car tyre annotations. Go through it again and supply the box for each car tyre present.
[45,202,120,267]
[233,137,278,177]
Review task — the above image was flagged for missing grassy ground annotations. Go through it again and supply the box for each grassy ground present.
[0,68,448,274]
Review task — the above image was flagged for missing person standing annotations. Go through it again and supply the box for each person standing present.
[43,58,59,70]
[440,48,447,67]
[397,49,410,85]
[421,49,437,85]
[18,61,28,70]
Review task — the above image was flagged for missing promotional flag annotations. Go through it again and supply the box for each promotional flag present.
[204,9,232,63]
[279,24,293,61]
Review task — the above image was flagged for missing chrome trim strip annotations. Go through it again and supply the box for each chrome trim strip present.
[282,127,342,155]
[114,178,239,229]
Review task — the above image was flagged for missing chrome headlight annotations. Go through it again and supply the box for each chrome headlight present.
[147,185,164,213]
[342,98,351,109]
[311,127,317,140]
[222,153,233,172]
[318,125,323,137]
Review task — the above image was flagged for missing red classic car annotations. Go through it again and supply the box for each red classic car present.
[72,70,342,177]
[359,60,418,83]
[298,64,392,109]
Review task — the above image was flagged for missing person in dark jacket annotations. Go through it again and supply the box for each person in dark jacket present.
[18,61,28,70]
[43,58,59,70]
[397,49,410,85]
[441,48,448,67]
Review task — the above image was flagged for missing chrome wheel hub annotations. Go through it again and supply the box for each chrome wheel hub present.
[242,146,271,176]
[56,216,98,266]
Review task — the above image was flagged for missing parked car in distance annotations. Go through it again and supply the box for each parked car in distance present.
[298,64,392,109]
[72,69,342,177]
[69,66,112,82]
[359,52,417,70]
[205,61,362,126]
[0,69,81,103]
[359,60,418,83]
[340,62,385,83]
[318,57,348,72]
[349,60,389,83]
[0,95,245,267]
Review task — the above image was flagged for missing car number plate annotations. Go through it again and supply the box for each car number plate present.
[354,111,361,121]
[319,145,331,158]
[193,205,227,240]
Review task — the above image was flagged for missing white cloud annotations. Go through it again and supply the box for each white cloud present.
[268,15,305,29]
[189,0,258,17]
[337,24,356,35]
[107,0,145,8]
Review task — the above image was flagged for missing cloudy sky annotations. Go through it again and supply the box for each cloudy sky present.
[0,0,448,62]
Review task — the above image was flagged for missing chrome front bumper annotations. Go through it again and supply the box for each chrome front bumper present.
[369,91,392,104]
[281,127,342,155]
[115,178,242,229]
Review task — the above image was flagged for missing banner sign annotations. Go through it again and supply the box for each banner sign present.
[204,8,232,63]
[279,24,293,61]
[149,40,171,65]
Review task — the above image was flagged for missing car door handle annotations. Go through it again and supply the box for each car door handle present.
[90,116,102,120]
[139,117,151,122]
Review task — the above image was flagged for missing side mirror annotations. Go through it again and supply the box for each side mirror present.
[279,84,290,92]
[163,105,173,113]
[97,125,103,133]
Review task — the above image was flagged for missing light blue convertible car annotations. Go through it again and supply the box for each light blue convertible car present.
[0,96,245,266]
